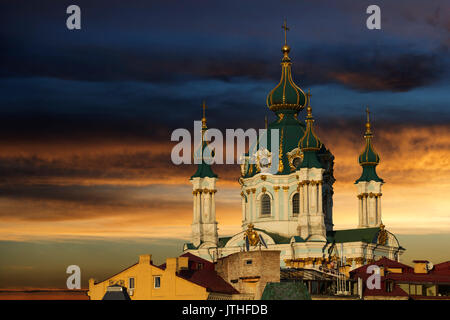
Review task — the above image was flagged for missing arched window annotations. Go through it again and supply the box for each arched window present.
[261,194,271,216]
[292,193,300,216]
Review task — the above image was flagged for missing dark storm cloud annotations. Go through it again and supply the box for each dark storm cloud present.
[0,37,445,93]
[1,0,448,92]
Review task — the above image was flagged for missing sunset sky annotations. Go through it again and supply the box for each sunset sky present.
[0,0,449,289]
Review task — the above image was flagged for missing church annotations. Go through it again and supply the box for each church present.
[182,24,405,273]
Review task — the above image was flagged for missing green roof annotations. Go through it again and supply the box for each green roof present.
[217,237,232,248]
[292,236,306,243]
[255,228,291,244]
[356,115,383,183]
[243,111,306,177]
[184,242,197,250]
[191,129,218,179]
[327,227,380,244]
[261,281,311,300]
[358,136,380,165]
[266,45,306,113]
[355,165,383,183]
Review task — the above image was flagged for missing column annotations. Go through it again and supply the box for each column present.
[251,189,256,219]
[318,182,323,214]
[211,190,216,223]
[299,183,304,215]
[357,195,362,228]
[246,190,252,222]
[282,186,289,220]
[241,192,246,223]
[274,186,280,220]
[377,194,382,226]
[203,190,210,222]
[307,182,312,214]
[363,194,368,227]
[196,191,202,223]
[193,190,198,223]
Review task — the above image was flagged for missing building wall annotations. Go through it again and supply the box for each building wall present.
[88,254,209,300]
[215,250,280,300]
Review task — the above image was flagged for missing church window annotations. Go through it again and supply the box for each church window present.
[261,194,271,215]
[246,259,253,265]
[293,157,302,168]
[128,277,135,289]
[292,193,300,216]
[154,276,161,289]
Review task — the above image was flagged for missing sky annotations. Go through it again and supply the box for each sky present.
[0,0,449,289]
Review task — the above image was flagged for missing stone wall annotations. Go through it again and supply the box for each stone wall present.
[215,250,280,300]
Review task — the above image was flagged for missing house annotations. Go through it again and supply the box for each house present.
[88,253,240,300]
[350,257,450,300]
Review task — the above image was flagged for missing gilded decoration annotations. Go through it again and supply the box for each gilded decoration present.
[298,180,322,186]
[287,147,304,171]
[278,128,284,173]
[354,257,365,264]
[244,223,260,246]
[377,223,388,245]
[255,148,272,173]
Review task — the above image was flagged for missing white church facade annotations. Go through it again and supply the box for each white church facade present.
[183,29,405,272]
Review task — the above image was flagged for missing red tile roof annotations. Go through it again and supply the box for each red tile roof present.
[363,285,408,297]
[350,257,413,278]
[178,269,239,295]
[157,252,238,295]
[434,261,450,273]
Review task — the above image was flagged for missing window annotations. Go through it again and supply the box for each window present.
[197,263,203,270]
[246,260,253,265]
[128,277,135,290]
[154,276,161,289]
[292,193,300,216]
[293,157,302,168]
[261,194,271,215]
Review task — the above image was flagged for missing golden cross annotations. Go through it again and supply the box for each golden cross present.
[366,106,370,123]
[282,19,289,45]
[306,88,312,106]
[202,100,207,118]
[201,100,207,129]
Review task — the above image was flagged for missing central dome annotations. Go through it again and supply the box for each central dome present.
[266,44,307,112]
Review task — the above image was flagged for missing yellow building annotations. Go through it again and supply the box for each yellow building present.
[88,253,239,300]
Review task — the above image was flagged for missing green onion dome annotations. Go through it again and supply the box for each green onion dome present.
[355,108,383,183]
[298,97,323,169]
[266,44,307,113]
[191,103,218,179]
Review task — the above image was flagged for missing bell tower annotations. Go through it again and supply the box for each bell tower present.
[355,107,384,228]
[190,102,218,247]
[297,92,327,241]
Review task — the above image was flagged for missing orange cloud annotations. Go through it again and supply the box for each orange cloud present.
[0,124,448,241]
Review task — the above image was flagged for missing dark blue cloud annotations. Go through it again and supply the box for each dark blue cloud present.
[0,0,448,142]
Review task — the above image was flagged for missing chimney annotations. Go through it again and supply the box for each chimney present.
[166,257,177,272]
[413,260,429,274]
[177,257,189,272]
[139,254,152,265]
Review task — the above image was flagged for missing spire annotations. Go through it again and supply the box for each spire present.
[355,107,383,183]
[191,101,218,179]
[298,90,323,169]
[202,100,207,130]
[266,20,306,113]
